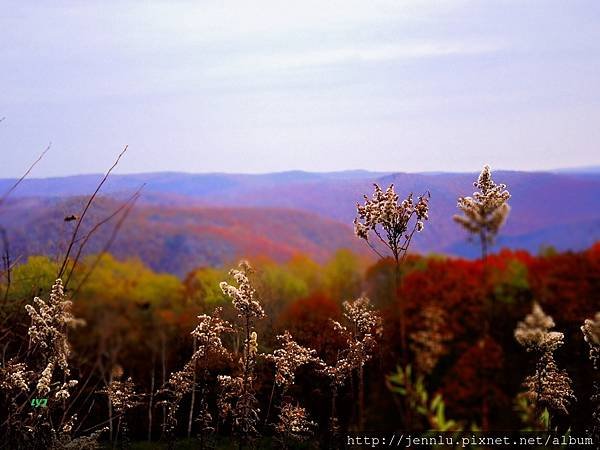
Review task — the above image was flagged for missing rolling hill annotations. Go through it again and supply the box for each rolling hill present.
[0,196,368,276]
[1,169,600,274]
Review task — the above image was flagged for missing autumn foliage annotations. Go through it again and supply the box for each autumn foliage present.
[1,243,600,446]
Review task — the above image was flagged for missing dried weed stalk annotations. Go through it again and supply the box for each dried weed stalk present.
[264,330,321,393]
[454,165,510,259]
[354,183,429,361]
[321,296,382,437]
[515,303,575,424]
[99,377,141,448]
[263,330,320,444]
[275,402,316,448]
[25,279,84,399]
[218,261,264,443]
[0,279,105,449]
[159,307,232,447]
[582,313,600,444]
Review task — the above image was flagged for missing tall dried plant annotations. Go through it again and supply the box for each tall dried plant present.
[274,402,316,449]
[218,260,265,445]
[0,279,105,449]
[454,165,510,430]
[25,279,84,400]
[454,165,511,260]
[99,376,141,448]
[354,184,429,360]
[263,331,320,447]
[515,303,575,427]
[320,296,382,438]
[158,307,232,449]
[581,313,600,443]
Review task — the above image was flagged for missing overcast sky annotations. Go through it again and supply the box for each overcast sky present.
[2,0,600,177]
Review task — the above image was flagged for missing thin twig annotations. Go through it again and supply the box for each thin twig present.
[0,143,51,208]
[57,145,128,279]
[64,185,144,287]
[71,191,139,298]
[80,412,127,434]
[1,228,11,303]
[364,239,385,259]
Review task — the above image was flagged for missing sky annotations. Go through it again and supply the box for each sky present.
[2,0,600,177]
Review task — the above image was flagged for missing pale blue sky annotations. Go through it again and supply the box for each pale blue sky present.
[2,0,600,177]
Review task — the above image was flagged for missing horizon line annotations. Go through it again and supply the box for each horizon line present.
[2,165,600,181]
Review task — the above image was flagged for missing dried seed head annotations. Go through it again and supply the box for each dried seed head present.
[582,312,600,369]
[321,296,382,387]
[354,184,429,258]
[516,302,575,415]
[0,360,32,393]
[454,165,510,243]
[220,261,265,320]
[276,402,316,443]
[190,307,233,361]
[522,353,575,415]
[263,331,320,389]
[25,279,85,396]
[515,302,559,352]
[99,377,140,414]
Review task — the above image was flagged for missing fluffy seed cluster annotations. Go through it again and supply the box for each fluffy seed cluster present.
[263,331,320,389]
[191,307,233,361]
[581,312,600,369]
[515,302,562,352]
[99,377,139,414]
[354,184,429,259]
[410,305,453,374]
[0,360,32,393]
[323,297,382,387]
[55,380,79,400]
[515,303,575,415]
[216,375,243,419]
[341,296,383,338]
[220,260,265,321]
[522,354,575,416]
[25,279,83,397]
[454,165,511,243]
[276,402,316,443]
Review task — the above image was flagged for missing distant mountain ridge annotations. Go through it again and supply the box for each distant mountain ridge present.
[1,169,599,273]
[0,196,368,276]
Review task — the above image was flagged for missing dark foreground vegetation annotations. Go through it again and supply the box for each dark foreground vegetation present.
[1,244,600,448]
